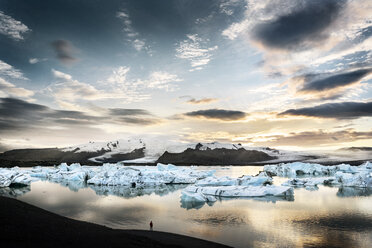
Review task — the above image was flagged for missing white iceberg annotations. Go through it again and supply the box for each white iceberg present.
[182,184,293,199]
[87,163,214,187]
[195,174,272,187]
[29,163,90,182]
[263,161,372,178]
[0,168,32,187]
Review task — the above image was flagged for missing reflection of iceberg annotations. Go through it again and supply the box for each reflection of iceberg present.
[180,193,294,210]
[282,177,338,189]
[0,185,31,197]
[49,178,87,192]
[89,184,187,198]
[337,187,372,197]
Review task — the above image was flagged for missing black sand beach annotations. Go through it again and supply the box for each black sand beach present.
[0,196,230,248]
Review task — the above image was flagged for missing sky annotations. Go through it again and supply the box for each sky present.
[0,0,371,151]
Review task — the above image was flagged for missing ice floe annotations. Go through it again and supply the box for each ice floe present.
[264,162,372,177]
[87,163,214,187]
[181,184,294,205]
[0,168,32,187]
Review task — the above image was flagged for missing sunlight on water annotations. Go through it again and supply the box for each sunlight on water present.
[9,166,372,248]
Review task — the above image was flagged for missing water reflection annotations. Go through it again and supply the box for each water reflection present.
[337,187,372,197]
[90,184,188,198]
[0,185,30,197]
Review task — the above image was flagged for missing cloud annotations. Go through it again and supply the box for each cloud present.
[109,108,151,116]
[219,0,243,16]
[185,109,247,120]
[116,10,150,53]
[0,97,161,133]
[0,78,34,98]
[180,96,218,104]
[47,68,180,108]
[251,0,346,51]
[279,101,372,119]
[116,10,138,38]
[176,34,218,71]
[29,58,47,64]
[222,0,371,80]
[0,11,30,40]
[248,129,372,147]
[51,40,78,64]
[145,71,182,91]
[286,68,372,99]
[0,60,27,80]
[300,68,372,92]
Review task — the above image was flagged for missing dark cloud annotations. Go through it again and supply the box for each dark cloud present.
[51,40,77,64]
[185,109,247,120]
[115,117,160,125]
[0,98,160,133]
[300,68,372,92]
[279,101,372,119]
[252,0,346,50]
[109,108,151,116]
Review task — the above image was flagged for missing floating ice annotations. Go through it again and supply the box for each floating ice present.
[87,163,214,187]
[195,174,272,187]
[0,168,32,187]
[29,163,90,182]
[182,184,293,200]
[264,162,372,178]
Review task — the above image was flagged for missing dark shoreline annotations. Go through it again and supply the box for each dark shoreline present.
[0,196,230,248]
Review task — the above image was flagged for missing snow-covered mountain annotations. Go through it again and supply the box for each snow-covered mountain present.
[62,139,246,163]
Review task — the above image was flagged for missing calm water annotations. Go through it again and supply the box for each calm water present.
[6,166,372,247]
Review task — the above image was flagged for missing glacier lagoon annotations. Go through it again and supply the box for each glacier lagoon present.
[2,165,372,248]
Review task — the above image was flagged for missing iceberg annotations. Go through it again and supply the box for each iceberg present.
[334,171,372,188]
[87,163,214,187]
[195,174,272,187]
[29,163,91,182]
[182,184,293,199]
[0,168,32,187]
[263,161,372,178]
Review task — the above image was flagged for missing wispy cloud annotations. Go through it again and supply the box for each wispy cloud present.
[0,60,28,80]
[180,96,218,104]
[0,11,30,40]
[47,67,181,108]
[51,40,78,65]
[117,10,150,53]
[248,129,372,147]
[176,34,218,71]
[0,78,34,98]
[145,71,182,91]
[29,58,47,64]
[219,0,244,16]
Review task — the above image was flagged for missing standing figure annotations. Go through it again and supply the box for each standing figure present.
[150,220,153,230]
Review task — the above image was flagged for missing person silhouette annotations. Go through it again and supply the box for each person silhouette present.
[150,220,153,230]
